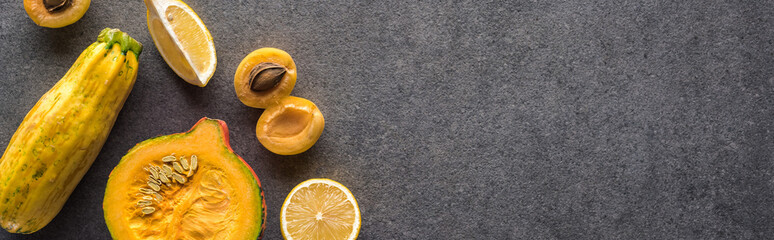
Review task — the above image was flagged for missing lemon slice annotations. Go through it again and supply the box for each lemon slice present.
[144,0,216,87]
[281,179,361,240]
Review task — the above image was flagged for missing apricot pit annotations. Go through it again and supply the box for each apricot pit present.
[257,96,324,155]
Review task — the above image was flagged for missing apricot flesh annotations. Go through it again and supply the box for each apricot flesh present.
[257,96,324,155]
[234,48,297,108]
[24,0,90,28]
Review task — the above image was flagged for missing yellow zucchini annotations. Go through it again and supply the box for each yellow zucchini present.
[0,28,142,234]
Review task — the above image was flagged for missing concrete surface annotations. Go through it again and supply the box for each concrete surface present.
[0,0,773,239]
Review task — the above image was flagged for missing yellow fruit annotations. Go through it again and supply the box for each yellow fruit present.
[256,96,324,155]
[281,179,361,240]
[24,0,90,28]
[234,48,298,108]
[144,0,216,87]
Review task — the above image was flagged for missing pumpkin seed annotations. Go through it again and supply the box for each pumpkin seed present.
[137,200,152,206]
[148,165,160,179]
[159,173,171,187]
[139,188,155,194]
[153,192,163,201]
[173,162,184,174]
[142,196,154,201]
[172,173,187,184]
[180,157,189,170]
[162,165,174,176]
[142,207,155,215]
[148,176,161,186]
[162,155,177,162]
[148,182,161,191]
[190,155,198,171]
[154,165,163,172]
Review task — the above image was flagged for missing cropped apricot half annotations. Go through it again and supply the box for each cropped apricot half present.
[24,0,90,28]
[234,48,297,108]
[257,96,324,155]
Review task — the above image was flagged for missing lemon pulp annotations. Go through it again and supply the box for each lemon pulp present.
[282,179,361,240]
[145,0,216,86]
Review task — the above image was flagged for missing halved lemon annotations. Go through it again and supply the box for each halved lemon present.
[144,0,216,87]
[281,179,361,240]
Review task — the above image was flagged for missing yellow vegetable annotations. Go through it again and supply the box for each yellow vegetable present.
[0,28,142,234]
[103,118,266,239]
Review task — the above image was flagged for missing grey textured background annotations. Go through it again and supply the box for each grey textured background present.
[0,0,773,239]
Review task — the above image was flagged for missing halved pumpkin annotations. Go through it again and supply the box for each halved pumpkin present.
[103,117,265,239]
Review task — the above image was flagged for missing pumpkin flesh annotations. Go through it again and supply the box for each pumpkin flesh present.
[103,118,265,240]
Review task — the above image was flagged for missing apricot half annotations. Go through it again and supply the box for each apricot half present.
[24,0,90,28]
[257,96,324,155]
[234,48,297,108]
